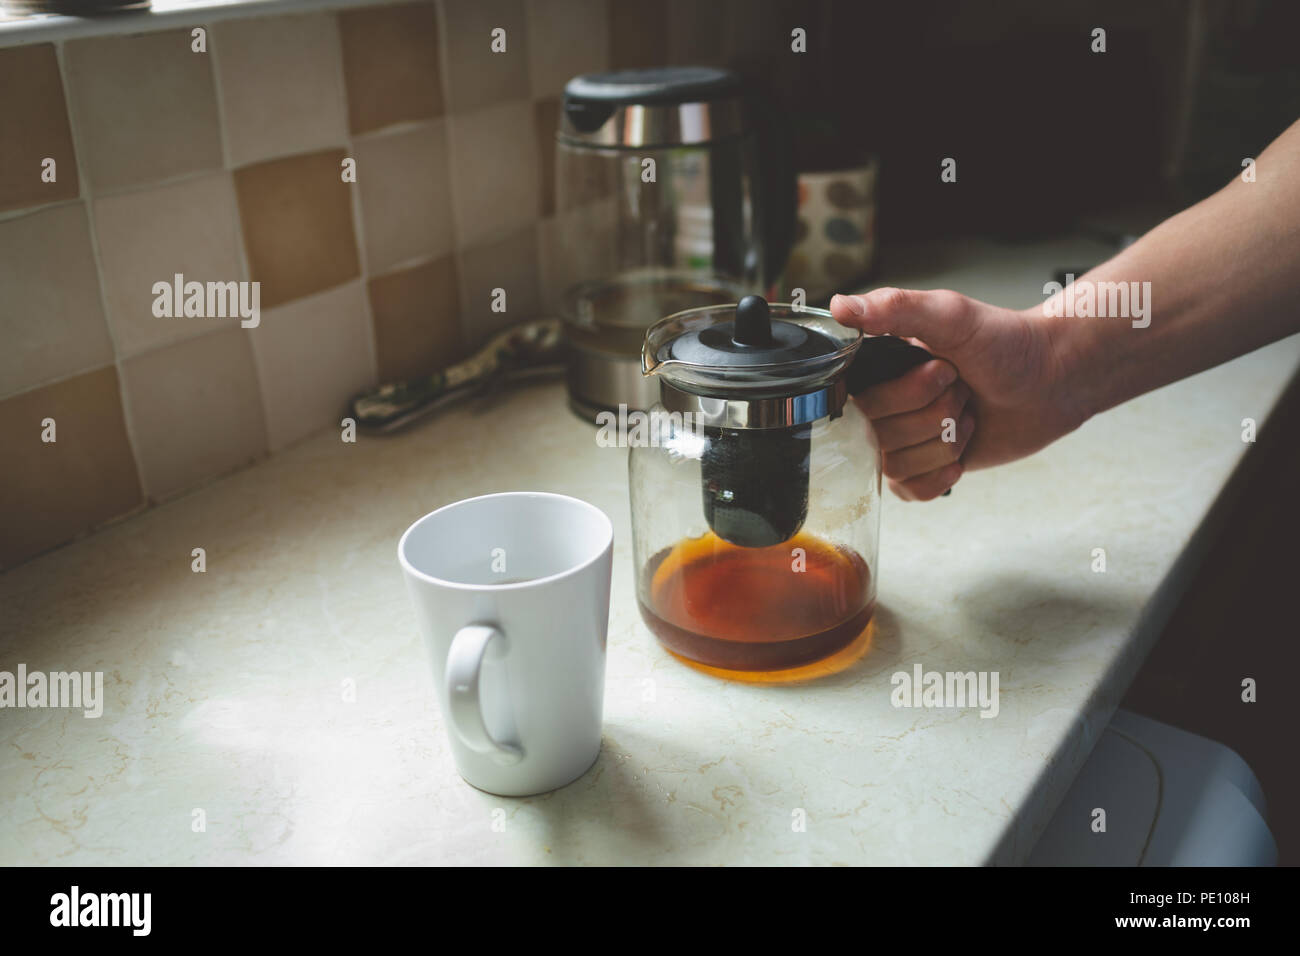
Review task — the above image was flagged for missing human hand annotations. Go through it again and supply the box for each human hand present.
[830,288,1089,500]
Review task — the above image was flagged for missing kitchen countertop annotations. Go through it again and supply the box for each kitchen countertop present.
[4,237,1299,866]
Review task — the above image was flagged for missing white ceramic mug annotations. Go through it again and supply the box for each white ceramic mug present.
[398,492,614,796]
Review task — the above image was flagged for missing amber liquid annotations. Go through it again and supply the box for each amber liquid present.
[638,531,874,672]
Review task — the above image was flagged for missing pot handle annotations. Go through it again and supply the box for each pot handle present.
[844,335,934,395]
[845,336,954,496]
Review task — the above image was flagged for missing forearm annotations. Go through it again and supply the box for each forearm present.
[1042,119,1300,419]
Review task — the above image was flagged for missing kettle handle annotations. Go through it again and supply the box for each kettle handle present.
[753,103,797,286]
[844,335,934,395]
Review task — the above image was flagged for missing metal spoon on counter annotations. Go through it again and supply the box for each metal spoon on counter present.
[348,319,565,434]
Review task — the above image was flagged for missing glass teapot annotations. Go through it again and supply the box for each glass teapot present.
[628,296,930,672]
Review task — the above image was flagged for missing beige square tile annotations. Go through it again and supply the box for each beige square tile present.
[92,172,244,358]
[441,0,530,113]
[456,226,541,344]
[339,1,443,134]
[367,256,462,382]
[64,29,223,191]
[121,329,267,501]
[448,100,540,248]
[0,366,142,571]
[525,0,609,98]
[353,122,454,275]
[249,281,376,451]
[0,203,113,398]
[213,12,348,167]
[0,43,79,213]
[234,149,361,309]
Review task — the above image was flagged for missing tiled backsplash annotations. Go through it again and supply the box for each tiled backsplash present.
[0,0,620,569]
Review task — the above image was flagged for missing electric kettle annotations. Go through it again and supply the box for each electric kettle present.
[553,66,795,420]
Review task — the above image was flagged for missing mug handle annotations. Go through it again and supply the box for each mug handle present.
[445,624,524,766]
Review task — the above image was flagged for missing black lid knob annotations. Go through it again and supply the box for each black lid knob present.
[732,295,772,346]
[663,296,840,367]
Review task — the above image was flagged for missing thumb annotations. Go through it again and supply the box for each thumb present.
[830,288,980,355]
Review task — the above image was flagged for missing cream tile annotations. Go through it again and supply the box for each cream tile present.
[92,172,244,359]
[448,100,540,248]
[457,226,541,344]
[0,203,113,398]
[525,0,610,98]
[440,0,530,113]
[353,122,454,275]
[213,12,348,167]
[121,329,267,500]
[249,281,376,451]
[64,28,223,191]
[0,43,79,213]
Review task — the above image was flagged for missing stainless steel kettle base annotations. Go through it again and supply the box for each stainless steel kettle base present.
[565,349,661,424]
[566,392,618,424]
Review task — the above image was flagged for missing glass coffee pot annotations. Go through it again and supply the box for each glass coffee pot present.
[629,296,930,672]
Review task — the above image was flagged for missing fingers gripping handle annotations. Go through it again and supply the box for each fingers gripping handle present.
[445,625,523,766]
[844,335,935,394]
[844,336,954,496]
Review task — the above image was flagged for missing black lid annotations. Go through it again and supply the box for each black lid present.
[665,295,840,367]
[564,66,743,107]
[564,67,744,136]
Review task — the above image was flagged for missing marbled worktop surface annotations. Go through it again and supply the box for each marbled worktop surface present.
[4,238,1298,865]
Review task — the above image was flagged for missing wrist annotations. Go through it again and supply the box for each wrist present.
[1034,306,1106,428]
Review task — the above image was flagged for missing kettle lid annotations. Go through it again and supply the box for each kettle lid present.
[564,66,743,108]
[561,66,746,145]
